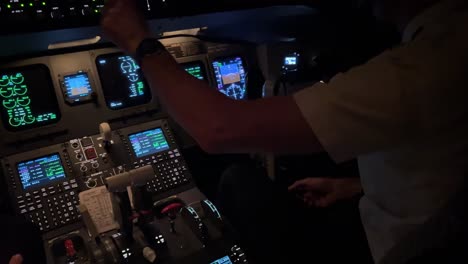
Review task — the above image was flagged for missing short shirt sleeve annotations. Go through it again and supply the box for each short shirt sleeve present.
[294,49,416,162]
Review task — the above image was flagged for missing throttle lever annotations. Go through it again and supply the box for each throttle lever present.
[161,203,184,233]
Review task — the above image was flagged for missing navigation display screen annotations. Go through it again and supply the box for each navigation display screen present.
[0,65,61,131]
[210,256,233,264]
[212,56,247,100]
[17,153,66,190]
[182,62,206,80]
[129,128,170,158]
[96,54,151,110]
[62,71,93,104]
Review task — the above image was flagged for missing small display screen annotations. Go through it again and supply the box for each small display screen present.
[0,65,61,131]
[210,256,233,264]
[17,153,66,190]
[182,62,206,80]
[129,128,170,158]
[63,72,93,103]
[96,54,151,110]
[282,53,300,73]
[212,56,247,100]
[284,56,297,65]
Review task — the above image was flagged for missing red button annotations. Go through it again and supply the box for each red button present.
[85,148,97,160]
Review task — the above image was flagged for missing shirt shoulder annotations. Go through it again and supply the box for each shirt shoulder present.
[293,13,468,161]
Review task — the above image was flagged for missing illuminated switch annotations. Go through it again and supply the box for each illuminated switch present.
[85,148,97,160]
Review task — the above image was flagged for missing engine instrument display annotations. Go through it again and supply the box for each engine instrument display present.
[129,128,170,158]
[212,56,247,100]
[0,64,61,131]
[96,54,151,110]
[17,153,66,190]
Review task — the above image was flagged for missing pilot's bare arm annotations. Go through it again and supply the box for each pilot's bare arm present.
[101,0,323,154]
[142,52,322,154]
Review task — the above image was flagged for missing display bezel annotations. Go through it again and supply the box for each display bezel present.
[59,70,95,105]
[181,61,208,81]
[210,55,248,100]
[16,153,67,190]
[128,127,171,158]
[0,64,62,132]
[95,52,152,110]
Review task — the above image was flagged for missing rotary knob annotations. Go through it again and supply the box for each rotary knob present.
[50,7,64,19]
[81,5,92,16]
[85,178,98,188]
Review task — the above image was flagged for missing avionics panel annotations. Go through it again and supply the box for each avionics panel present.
[212,56,247,100]
[2,144,80,233]
[1,117,251,263]
[17,153,66,190]
[95,53,151,110]
[117,120,195,198]
[182,61,207,81]
[0,64,61,131]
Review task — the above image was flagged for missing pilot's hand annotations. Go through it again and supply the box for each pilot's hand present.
[101,0,151,55]
[9,255,23,264]
[288,178,362,208]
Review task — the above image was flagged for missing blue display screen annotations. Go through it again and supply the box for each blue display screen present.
[17,154,66,190]
[63,72,92,102]
[212,57,247,100]
[210,256,233,264]
[129,128,170,158]
[284,56,297,65]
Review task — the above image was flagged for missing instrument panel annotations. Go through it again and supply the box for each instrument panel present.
[0,39,257,157]
[0,38,258,263]
[2,118,250,263]
[2,118,191,231]
[0,0,249,34]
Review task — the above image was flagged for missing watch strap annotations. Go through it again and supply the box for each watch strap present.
[135,38,166,65]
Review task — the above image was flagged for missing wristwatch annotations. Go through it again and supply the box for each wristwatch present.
[134,38,167,65]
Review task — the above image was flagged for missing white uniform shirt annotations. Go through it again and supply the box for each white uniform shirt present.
[293,0,468,262]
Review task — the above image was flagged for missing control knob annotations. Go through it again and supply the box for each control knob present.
[81,5,92,16]
[33,8,47,21]
[68,7,78,17]
[50,7,64,19]
[85,178,98,189]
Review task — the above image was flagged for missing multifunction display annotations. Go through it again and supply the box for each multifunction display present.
[17,153,66,190]
[0,65,60,131]
[96,54,151,110]
[129,128,170,158]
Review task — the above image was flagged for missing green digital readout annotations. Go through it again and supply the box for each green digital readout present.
[182,62,206,81]
[0,65,61,131]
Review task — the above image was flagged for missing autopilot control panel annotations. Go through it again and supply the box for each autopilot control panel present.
[0,38,258,264]
[0,0,254,34]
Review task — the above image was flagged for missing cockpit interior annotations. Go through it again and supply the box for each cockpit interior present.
[3,0,460,263]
